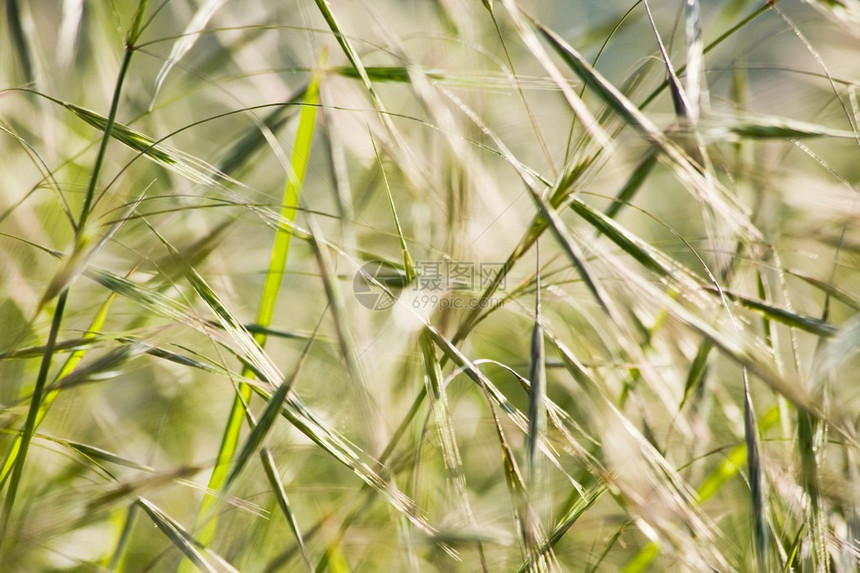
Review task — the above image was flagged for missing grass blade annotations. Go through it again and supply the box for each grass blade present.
[4,0,36,84]
[684,0,708,122]
[535,18,759,239]
[0,289,116,486]
[225,312,323,488]
[703,287,839,338]
[188,52,324,558]
[138,497,235,573]
[527,242,546,505]
[63,101,225,186]
[260,448,313,571]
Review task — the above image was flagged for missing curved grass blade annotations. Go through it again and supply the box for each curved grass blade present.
[787,269,860,311]
[216,86,306,176]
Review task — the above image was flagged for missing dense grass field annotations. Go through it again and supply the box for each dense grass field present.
[1,0,859,570]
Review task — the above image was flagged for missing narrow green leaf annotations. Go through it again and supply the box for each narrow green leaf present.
[224,381,291,488]
[527,244,546,482]
[138,498,233,573]
[0,290,117,486]
[64,101,226,185]
[704,287,839,337]
[717,114,860,140]
[189,53,325,562]
[260,449,313,571]
[226,312,322,488]
[603,152,657,219]
[680,340,713,409]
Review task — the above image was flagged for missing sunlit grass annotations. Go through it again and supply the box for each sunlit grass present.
[1,0,859,570]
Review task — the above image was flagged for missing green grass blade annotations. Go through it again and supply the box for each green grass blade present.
[603,151,657,219]
[642,0,690,119]
[743,378,770,571]
[216,87,306,176]
[138,498,235,573]
[107,504,138,571]
[703,287,839,337]
[189,53,324,558]
[0,290,116,486]
[225,312,322,488]
[63,101,224,185]
[312,0,378,104]
[255,60,323,348]
[260,448,313,571]
[0,290,68,536]
[707,113,860,141]
[798,409,829,571]
[224,380,291,488]
[527,244,546,485]
[622,542,661,573]
[680,340,713,409]
[5,0,35,83]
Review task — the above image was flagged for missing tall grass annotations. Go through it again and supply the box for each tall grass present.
[1,0,859,570]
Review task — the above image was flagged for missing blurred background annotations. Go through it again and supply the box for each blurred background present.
[1,0,859,570]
